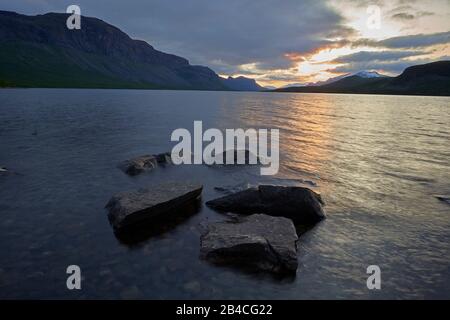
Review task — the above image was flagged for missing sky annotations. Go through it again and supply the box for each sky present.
[1,0,449,87]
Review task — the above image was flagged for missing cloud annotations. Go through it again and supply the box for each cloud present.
[333,50,428,63]
[391,13,415,20]
[379,31,450,49]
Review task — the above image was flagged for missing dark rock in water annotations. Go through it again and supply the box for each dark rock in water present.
[200,214,298,274]
[435,195,450,205]
[206,185,325,225]
[118,155,158,176]
[118,152,173,176]
[115,198,201,246]
[154,152,172,165]
[105,182,203,230]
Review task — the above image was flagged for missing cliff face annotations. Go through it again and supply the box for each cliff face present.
[0,11,227,90]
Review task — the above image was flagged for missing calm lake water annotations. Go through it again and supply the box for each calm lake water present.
[0,89,449,299]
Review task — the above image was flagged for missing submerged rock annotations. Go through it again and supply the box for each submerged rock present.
[118,155,158,176]
[118,152,173,176]
[154,152,172,165]
[206,185,325,225]
[200,214,298,274]
[105,182,203,230]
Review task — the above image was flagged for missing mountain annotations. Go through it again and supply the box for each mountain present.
[353,70,386,78]
[0,10,227,90]
[274,61,450,96]
[280,82,309,88]
[279,70,387,89]
[221,76,264,91]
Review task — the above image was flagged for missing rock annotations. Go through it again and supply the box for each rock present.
[200,214,298,274]
[118,152,173,176]
[118,155,158,176]
[435,195,450,205]
[105,182,203,230]
[154,152,172,165]
[206,185,325,225]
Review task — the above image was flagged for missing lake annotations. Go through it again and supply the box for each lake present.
[0,89,449,299]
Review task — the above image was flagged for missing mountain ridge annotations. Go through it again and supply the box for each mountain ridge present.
[220,76,264,91]
[274,61,450,96]
[0,10,227,90]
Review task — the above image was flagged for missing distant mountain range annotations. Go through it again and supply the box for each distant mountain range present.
[281,71,387,88]
[274,61,450,96]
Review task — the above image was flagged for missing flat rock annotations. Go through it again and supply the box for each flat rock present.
[105,182,203,230]
[118,152,172,176]
[200,214,298,274]
[206,185,325,225]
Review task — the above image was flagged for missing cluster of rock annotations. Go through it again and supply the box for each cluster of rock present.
[200,185,324,274]
[106,156,326,275]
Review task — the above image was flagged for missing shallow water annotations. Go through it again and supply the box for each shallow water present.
[0,89,449,299]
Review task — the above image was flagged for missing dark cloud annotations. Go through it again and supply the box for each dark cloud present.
[391,13,415,20]
[379,31,450,48]
[333,50,428,63]
[342,31,450,49]
[417,11,435,17]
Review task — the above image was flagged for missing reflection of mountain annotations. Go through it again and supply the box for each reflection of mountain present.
[0,10,227,90]
[275,61,450,96]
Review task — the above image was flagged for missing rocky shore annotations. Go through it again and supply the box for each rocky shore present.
[105,152,326,275]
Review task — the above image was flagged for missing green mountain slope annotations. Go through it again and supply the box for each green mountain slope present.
[0,10,227,90]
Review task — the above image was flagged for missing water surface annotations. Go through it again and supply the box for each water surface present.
[0,89,449,299]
